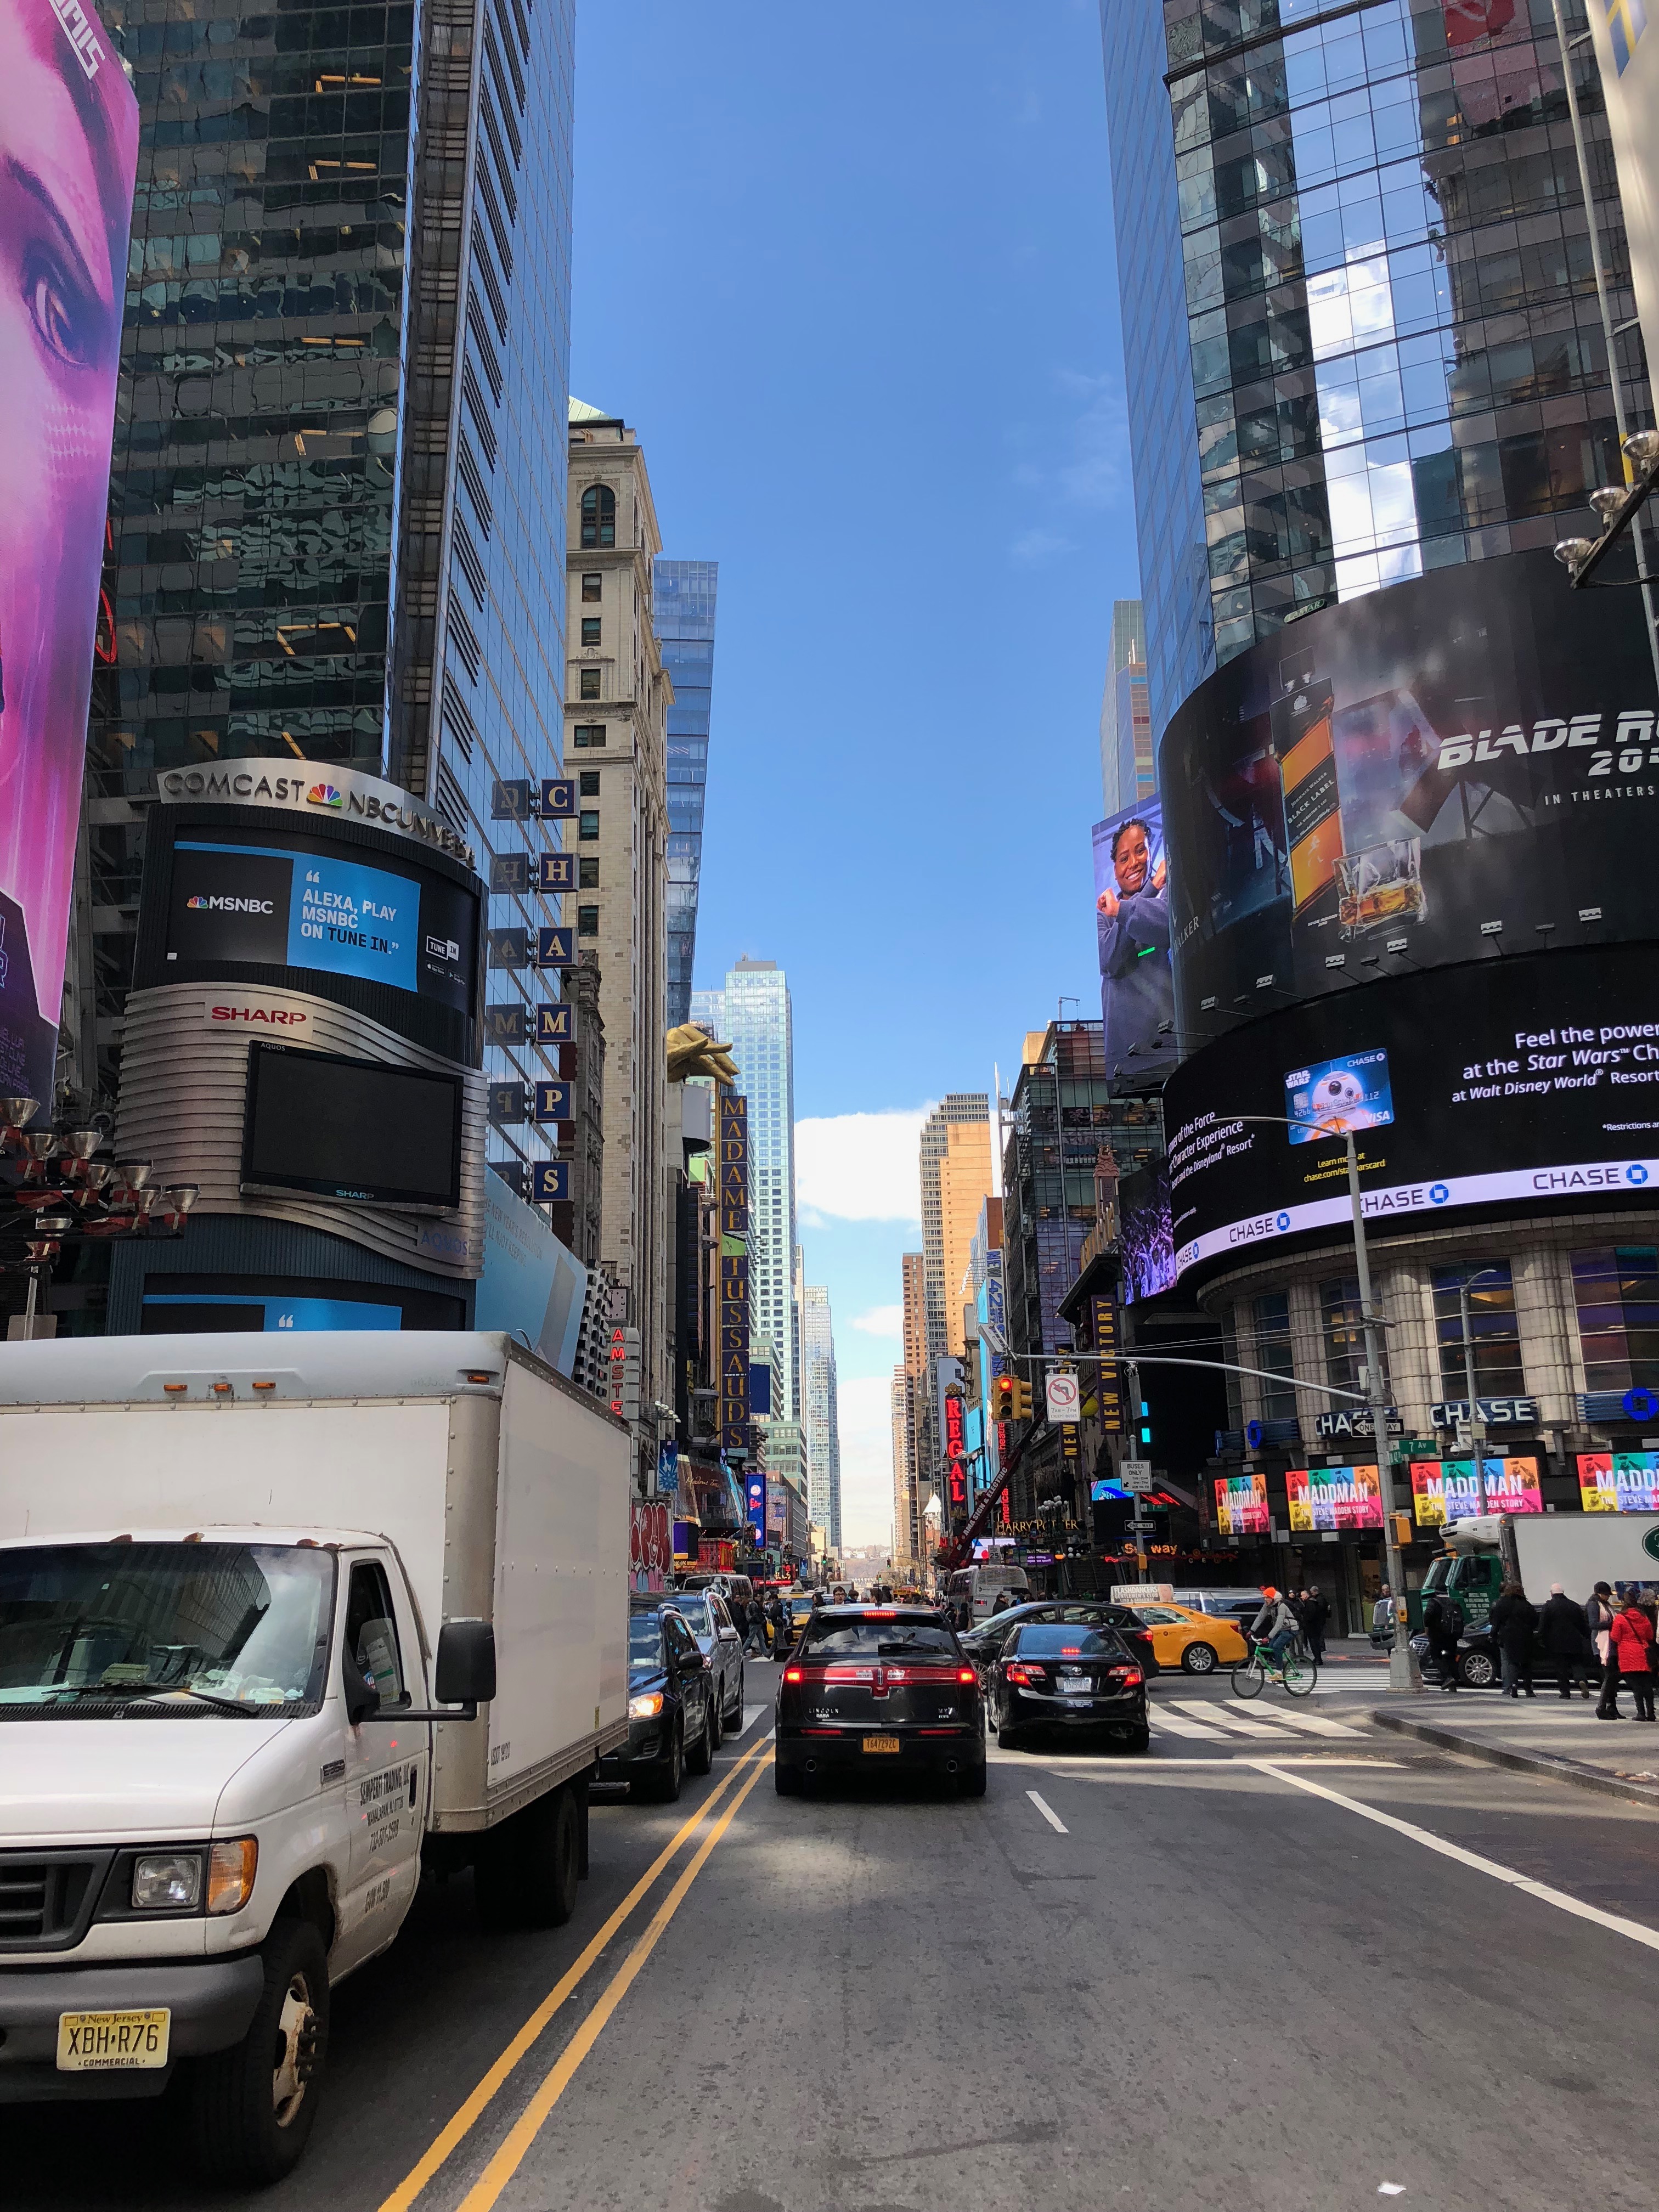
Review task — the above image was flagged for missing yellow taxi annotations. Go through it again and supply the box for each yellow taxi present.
[1128,1601,1249,1676]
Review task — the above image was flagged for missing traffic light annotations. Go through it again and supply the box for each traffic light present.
[993,1374,1015,1420]
[1137,1397,1152,1448]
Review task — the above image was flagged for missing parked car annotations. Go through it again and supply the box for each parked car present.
[961,1600,1159,1682]
[988,1621,1149,1753]
[774,1605,986,1796]
[1408,1616,1604,1691]
[598,1600,716,1801]
[664,1589,746,1736]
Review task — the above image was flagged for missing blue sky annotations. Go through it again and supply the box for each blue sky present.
[571,2,1138,1543]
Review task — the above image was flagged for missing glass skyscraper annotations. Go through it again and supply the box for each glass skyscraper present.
[801,1282,843,1550]
[1102,0,1649,734]
[88,0,576,1170]
[654,559,718,1029]
[692,960,797,1421]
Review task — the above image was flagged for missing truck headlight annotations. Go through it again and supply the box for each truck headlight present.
[628,1690,664,1719]
[207,1837,258,1915]
[132,1852,202,1910]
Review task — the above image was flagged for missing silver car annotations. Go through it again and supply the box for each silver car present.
[665,1590,747,1740]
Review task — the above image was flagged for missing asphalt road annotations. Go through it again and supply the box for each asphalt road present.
[10,1660,1659,2212]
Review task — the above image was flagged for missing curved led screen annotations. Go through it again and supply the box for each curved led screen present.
[241,1043,463,1212]
[1163,944,1659,1287]
[1158,549,1659,1034]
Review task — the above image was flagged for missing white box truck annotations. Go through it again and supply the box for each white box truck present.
[0,1330,629,2183]
[1430,1510,1659,1624]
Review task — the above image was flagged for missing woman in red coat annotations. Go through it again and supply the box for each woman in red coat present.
[1609,1596,1657,1722]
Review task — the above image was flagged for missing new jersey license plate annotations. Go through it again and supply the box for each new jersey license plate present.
[57,2008,171,2072]
[862,1735,901,1754]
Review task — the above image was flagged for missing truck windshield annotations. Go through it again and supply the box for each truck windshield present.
[0,1542,336,1716]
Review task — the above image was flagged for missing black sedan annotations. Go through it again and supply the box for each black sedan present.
[961,1600,1160,1683]
[988,1621,1149,1753]
[774,1606,986,1797]
[597,1600,716,1802]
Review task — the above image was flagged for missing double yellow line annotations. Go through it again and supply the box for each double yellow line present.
[380,1730,774,2212]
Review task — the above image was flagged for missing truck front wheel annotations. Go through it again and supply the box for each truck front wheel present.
[189,1918,330,2185]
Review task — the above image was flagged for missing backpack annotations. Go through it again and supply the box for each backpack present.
[1425,1594,1459,1638]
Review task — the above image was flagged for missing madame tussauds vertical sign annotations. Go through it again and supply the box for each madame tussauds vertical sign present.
[0,0,138,1103]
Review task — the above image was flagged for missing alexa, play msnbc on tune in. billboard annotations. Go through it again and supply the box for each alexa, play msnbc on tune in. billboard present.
[0,0,138,1107]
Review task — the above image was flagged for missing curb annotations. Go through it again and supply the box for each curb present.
[1368,1705,1659,1812]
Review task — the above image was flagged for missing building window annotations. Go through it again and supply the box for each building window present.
[580,484,616,548]
[572,723,606,748]
[577,904,599,936]
[1319,1277,1386,1396]
[582,572,602,602]
[1572,1247,1659,1395]
[578,770,600,795]
[578,856,599,888]
[1249,1292,1296,1423]
[579,667,601,701]
[578,810,599,840]
[1432,1263,1525,1401]
[580,617,601,647]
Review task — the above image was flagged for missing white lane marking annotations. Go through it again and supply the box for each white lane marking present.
[1027,1790,1069,1833]
[1234,1705,1364,1739]
[1045,1756,1402,1771]
[1378,2187,1406,2198]
[1150,1709,1233,1741]
[1169,1699,1301,1739]
[1255,1761,1659,1954]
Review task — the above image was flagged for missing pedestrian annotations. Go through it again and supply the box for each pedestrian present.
[991,1589,1015,1617]
[1423,1584,1463,1692]
[767,1593,787,1654]
[1301,1585,1330,1664]
[1589,1582,1622,1718]
[1610,1592,1657,1722]
[744,1596,765,1657]
[1370,1585,1396,1649]
[1489,1578,1538,1699]
[1538,1582,1592,1701]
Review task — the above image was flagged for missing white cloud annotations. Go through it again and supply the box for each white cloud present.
[849,1304,904,1339]
[794,1107,929,1223]
[837,1373,896,1552]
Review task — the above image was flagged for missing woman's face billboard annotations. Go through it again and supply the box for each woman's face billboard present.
[0,0,137,1104]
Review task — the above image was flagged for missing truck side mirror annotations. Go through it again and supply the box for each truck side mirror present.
[435,1618,496,1709]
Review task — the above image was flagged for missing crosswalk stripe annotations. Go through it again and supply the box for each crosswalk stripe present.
[1150,1709,1233,1741]
[1168,1698,1302,1739]
[1245,1705,1364,1738]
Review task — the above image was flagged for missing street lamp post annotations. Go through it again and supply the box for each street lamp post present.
[1457,1265,1507,1516]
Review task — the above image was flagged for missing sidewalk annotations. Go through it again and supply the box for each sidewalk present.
[1361,1686,1659,1811]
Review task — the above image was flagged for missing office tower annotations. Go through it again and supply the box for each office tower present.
[889,1365,917,1571]
[83,0,577,1132]
[1101,0,1651,736]
[702,960,796,1423]
[566,404,670,1478]
[653,560,718,1028]
[1099,601,1154,815]
[901,1251,927,1383]
[919,1096,993,1363]
[801,1282,843,1550]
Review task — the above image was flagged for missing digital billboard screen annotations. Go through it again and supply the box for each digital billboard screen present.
[166,830,477,1016]
[0,5,138,1108]
[1119,1154,1176,1306]
[1158,550,1659,1034]
[1214,1472,1269,1534]
[1164,943,1659,1285]
[1092,799,1176,1080]
[242,1043,463,1210]
[1410,1457,1542,1525]
[1287,1464,1381,1531]
[1578,1451,1659,1513]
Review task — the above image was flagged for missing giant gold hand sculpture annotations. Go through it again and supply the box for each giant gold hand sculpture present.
[665,1022,741,1088]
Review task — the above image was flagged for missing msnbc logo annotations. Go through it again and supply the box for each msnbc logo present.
[187,895,207,909]
[306,782,343,809]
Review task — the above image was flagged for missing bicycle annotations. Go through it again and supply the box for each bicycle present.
[1231,1638,1318,1699]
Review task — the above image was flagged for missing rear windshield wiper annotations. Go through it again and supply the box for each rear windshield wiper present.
[876,1638,949,1657]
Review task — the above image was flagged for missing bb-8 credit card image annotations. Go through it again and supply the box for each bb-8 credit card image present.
[1284,1048,1394,1144]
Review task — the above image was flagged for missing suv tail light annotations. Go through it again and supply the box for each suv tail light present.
[1005,1662,1046,1687]
[956,1666,977,1685]
[1110,1666,1144,1688]
[783,1666,803,1683]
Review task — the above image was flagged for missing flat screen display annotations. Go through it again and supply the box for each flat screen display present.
[1410,1457,1542,1525]
[1287,1464,1382,1531]
[1159,549,1659,1032]
[1214,1473,1269,1534]
[242,1045,462,1210]
[1578,1451,1659,1512]
[1163,944,1659,1287]
[166,830,477,1016]
[1092,798,1176,1079]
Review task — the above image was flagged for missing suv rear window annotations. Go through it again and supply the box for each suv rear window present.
[801,1618,957,1657]
[1009,1625,1128,1659]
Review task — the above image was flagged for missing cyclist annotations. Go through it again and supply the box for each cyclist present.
[1247,1586,1302,1677]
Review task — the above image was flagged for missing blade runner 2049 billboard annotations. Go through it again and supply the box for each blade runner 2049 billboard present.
[0,0,138,1105]
[1158,550,1659,1035]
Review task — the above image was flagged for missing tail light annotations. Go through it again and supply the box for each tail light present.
[784,1666,803,1683]
[1110,1667,1144,1688]
[1005,1662,1046,1687]
[957,1666,977,1685]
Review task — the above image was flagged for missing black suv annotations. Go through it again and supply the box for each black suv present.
[774,1606,986,1797]
[597,1600,716,1802]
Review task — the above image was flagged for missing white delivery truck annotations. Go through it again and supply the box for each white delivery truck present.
[1426,1510,1659,1625]
[0,1330,629,2184]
